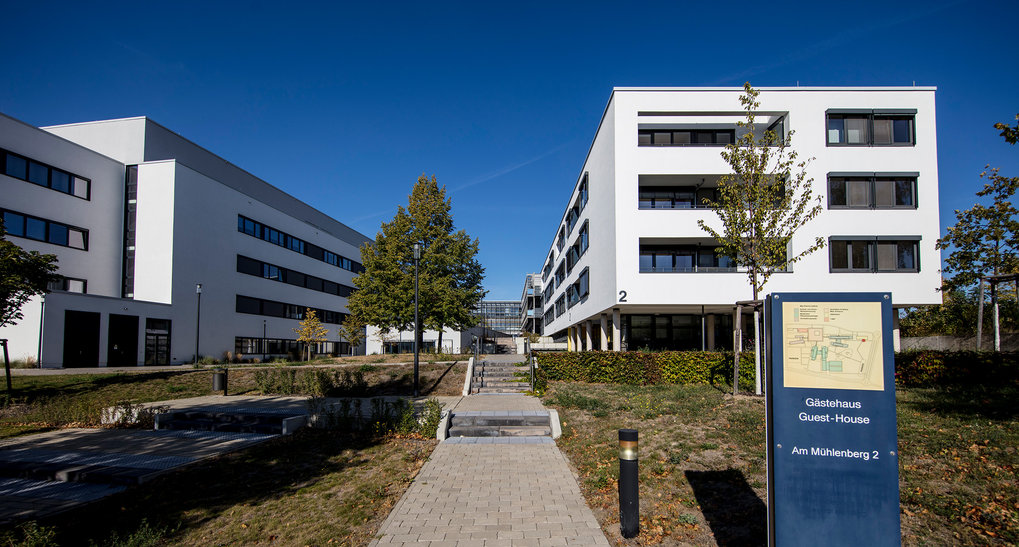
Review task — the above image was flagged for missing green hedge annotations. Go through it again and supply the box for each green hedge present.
[894,350,1019,387]
[534,350,1019,391]
[534,351,758,392]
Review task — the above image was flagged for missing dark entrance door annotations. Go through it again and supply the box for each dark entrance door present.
[107,314,139,366]
[144,319,172,365]
[63,310,100,367]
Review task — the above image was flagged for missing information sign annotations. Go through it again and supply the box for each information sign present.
[766,292,900,546]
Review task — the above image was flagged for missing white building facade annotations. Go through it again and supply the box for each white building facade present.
[1,114,371,367]
[539,87,942,351]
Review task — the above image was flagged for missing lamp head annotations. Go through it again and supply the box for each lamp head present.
[413,242,422,260]
[196,283,203,294]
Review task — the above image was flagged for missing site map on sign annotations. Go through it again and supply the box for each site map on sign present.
[781,301,884,391]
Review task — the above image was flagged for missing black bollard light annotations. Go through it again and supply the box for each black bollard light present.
[619,428,639,538]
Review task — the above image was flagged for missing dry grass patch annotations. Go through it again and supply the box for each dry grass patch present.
[23,429,436,546]
[545,381,1019,546]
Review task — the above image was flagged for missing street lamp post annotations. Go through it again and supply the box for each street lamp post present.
[413,242,422,397]
[262,319,267,363]
[194,283,202,364]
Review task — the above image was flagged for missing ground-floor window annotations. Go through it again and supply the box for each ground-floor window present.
[234,337,349,360]
[622,314,733,351]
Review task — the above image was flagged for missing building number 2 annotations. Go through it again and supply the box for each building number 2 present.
[619,290,627,302]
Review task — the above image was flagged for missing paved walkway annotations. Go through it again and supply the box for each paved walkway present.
[371,394,609,546]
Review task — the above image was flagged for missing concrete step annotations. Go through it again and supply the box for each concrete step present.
[472,380,528,387]
[450,415,549,428]
[447,425,552,437]
[474,370,520,378]
[474,387,530,394]
[155,411,306,436]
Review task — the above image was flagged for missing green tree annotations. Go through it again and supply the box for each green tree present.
[293,308,328,361]
[1,222,59,388]
[995,113,1019,145]
[349,175,486,349]
[936,166,1019,292]
[698,83,824,300]
[1,223,59,330]
[698,83,824,394]
[335,314,366,355]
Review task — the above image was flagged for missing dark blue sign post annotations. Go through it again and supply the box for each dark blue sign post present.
[766,292,900,546]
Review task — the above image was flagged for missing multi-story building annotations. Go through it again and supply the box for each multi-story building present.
[539,87,941,351]
[0,113,371,366]
[518,273,543,335]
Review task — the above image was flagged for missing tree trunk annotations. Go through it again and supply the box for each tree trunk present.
[437,328,444,354]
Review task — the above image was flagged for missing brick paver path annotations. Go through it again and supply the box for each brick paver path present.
[371,393,609,546]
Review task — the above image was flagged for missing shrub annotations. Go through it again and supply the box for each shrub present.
[894,350,1019,387]
[534,351,757,391]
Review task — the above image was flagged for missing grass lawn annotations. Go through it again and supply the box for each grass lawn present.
[4,429,436,546]
[0,362,466,440]
[543,381,1018,546]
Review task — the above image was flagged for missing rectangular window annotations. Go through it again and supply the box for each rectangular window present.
[47,276,87,294]
[578,175,589,211]
[555,295,566,317]
[28,161,49,186]
[826,111,916,146]
[1,209,88,251]
[5,153,27,179]
[638,129,736,146]
[639,244,736,273]
[236,254,354,298]
[556,228,565,252]
[828,174,917,209]
[237,215,360,273]
[3,211,25,237]
[2,149,91,199]
[638,186,717,209]
[830,237,919,272]
[555,263,565,288]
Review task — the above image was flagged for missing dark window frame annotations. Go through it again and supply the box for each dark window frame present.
[236,254,354,297]
[828,236,921,273]
[237,215,363,273]
[235,294,347,324]
[638,129,736,147]
[827,172,918,209]
[825,110,916,147]
[1,208,88,250]
[2,148,91,200]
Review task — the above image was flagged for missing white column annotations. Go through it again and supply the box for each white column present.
[612,309,621,351]
[585,321,593,351]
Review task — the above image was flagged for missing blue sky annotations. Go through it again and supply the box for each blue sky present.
[2,1,1017,299]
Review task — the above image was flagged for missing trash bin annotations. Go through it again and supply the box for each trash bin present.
[212,368,228,394]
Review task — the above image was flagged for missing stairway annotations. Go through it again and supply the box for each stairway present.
[494,336,516,354]
[471,360,530,394]
[154,410,306,435]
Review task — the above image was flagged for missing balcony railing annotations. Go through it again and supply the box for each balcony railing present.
[639,266,738,273]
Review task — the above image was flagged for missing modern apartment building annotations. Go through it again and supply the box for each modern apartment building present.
[0,113,371,367]
[539,87,941,351]
[518,273,543,335]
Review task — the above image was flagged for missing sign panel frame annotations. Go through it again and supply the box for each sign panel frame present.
[766,292,900,547]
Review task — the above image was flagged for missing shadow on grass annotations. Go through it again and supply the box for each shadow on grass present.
[13,371,207,402]
[39,428,406,545]
[898,383,1019,420]
[685,469,766,547]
